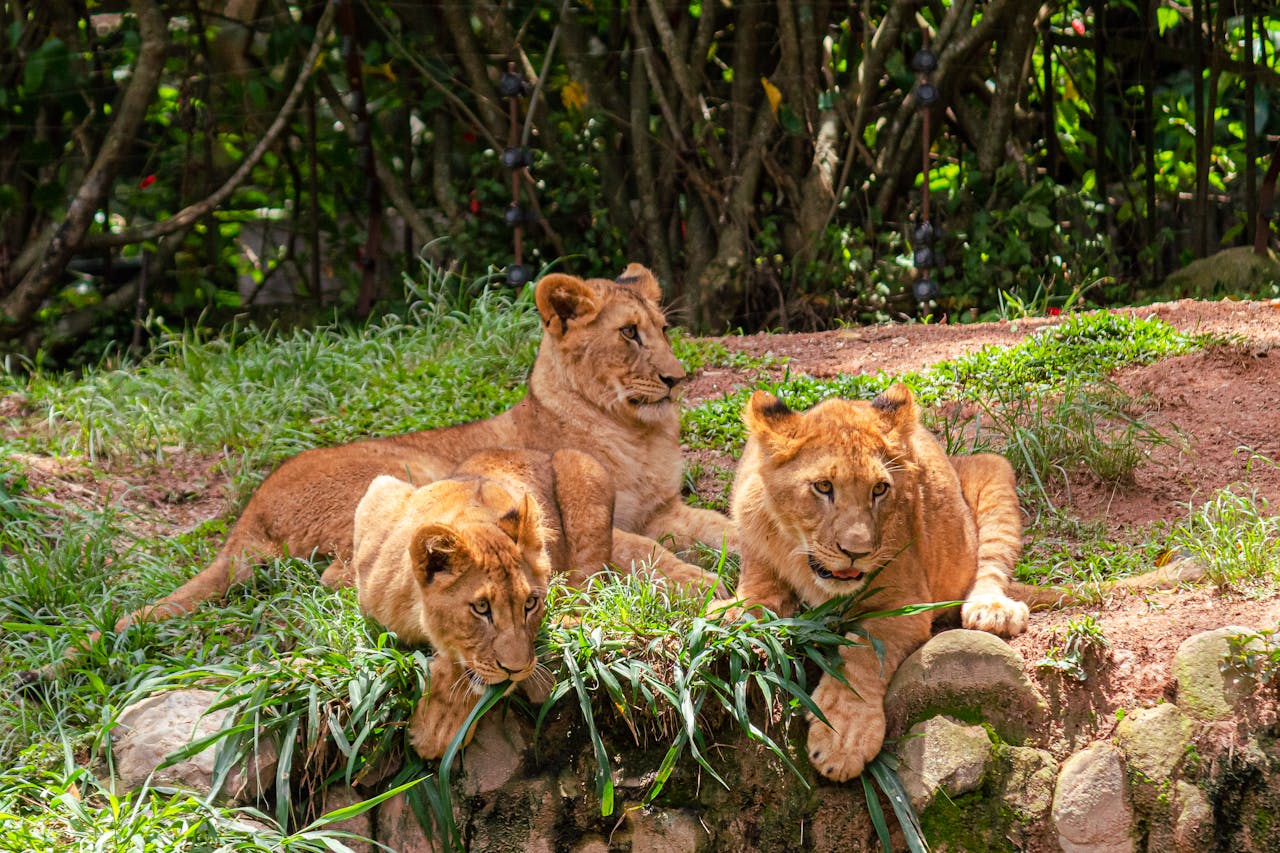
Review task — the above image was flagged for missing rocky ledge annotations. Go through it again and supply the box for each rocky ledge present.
[110,626,1280,852]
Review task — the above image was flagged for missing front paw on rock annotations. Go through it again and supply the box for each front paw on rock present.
[806,719,878,782]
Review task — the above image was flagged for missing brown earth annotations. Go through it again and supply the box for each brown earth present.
[6,296,1280,751]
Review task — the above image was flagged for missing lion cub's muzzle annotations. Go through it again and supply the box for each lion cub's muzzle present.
[808,554,866,583]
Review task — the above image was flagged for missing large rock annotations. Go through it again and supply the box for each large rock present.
[459,712,528,795]
[629,808,705,853]
[1162,246,1280,298]
[312,783,375,853]
[895,715,993,811]
[111,688,278,803]
[1173,780,1214,853]
[997,746,1057,822]
[884,629,1047,742]
[1052,741,1135,853]
[1114,703,1195,795]
[1172,626,1260,721]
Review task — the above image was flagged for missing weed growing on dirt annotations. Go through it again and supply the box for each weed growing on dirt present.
[1169,483,1280,589]
[1035,614,1111,681]
[1016,510,1169,589]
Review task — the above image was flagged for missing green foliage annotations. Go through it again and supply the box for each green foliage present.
[1035,614,1110,681]
[1169,479,1280,589]
[682,311,1203,452]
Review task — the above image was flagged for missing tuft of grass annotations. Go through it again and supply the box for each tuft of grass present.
[1169,483,1280,589]
[1035,614,1110,681]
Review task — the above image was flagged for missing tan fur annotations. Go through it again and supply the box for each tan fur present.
[96,264,727,643]
[730,383,1029,781]
[352,447,608,758]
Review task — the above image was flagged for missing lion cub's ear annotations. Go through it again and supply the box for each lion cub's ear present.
[409,523,462,585]
[495,491,545,553]
[615,263,662,303]
[870,383,919,434]
[743,391,801,459]
[535,273,602,338]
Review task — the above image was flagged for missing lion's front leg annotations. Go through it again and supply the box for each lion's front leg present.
[807,613,931,781]
[409,657,480,760]
[806,651,888,782]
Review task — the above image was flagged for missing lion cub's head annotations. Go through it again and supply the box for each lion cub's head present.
[532,264,687,426]
[353,475,550,690]
[736,384,922,600]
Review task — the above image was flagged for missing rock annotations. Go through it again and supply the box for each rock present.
[1173,780,1213,853]
[1114,703,1195,789]
[459,711,527,795]
[111,688,278,803]
[1052,741,1135,853]
[312,784,375,853]
[1162,246,1280,299]
[376,790,450,853]
[1172,626,1260,721]
[895,715,993,811]
[884,629,1047,742]
[997,746,1057,821]
[630,808,705,853]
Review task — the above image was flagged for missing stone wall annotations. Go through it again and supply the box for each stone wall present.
[112,627,1280,852]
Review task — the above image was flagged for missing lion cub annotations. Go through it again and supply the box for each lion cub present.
[730,384,1029,781]
[353,448,613,759]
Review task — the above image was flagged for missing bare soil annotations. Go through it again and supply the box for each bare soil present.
[6,296,1280,750]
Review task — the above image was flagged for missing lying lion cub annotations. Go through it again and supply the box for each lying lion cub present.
[353,448,611,759]
[33,265,727,677]
[730,384,1030,782]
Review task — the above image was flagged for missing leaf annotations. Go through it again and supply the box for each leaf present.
[761,76,782,114]
[561,80,588,112]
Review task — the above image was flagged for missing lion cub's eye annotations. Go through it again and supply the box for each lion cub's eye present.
[471,600,491,618]
[871,481,890,498]
[524,594,540,613]
[620,324,639,341]
[812,480,834,497]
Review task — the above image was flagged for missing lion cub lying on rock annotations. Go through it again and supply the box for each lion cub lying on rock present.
[352,448,614,759]
[731,383,1030,782]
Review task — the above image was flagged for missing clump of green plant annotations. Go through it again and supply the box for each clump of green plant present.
[1226,624,1280,689]
[536,566,938,849]
[681,311,1203,453]
[1168,481,1280,589]
[961,381,1176,511]
[1015,510,1170,591]
[1035,614,1111,681]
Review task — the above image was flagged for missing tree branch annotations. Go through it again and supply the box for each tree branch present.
[80,0,337,252]
[2,0,168,334]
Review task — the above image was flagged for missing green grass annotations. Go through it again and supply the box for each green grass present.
[681,310,1208,453]
[0,265,1269,851]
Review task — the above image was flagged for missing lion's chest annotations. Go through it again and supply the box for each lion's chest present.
[599,435,682,532]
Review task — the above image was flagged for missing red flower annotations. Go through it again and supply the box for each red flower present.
[469,193,481,215]
[139,174,156,189]
[462,130,477,144]
[1047,306,1063,316]
[1071,19,1086,35]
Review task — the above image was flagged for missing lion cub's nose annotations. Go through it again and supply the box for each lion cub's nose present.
[837,544,870,562]
[661,373,683,390]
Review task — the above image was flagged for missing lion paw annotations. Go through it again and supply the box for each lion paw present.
[962,593,1030,638]
[408,693,474,760]
[806,681,886,782]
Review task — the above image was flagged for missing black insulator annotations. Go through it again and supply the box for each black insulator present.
[912,49,939,74]
[913,246,935,268]
[507,264,533,287]
[914,221,939,245]
[913,277,940,302]
[498,71,526,98]
[501,147,532,169]
[503,204,525,227]
[916,82,939,106]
